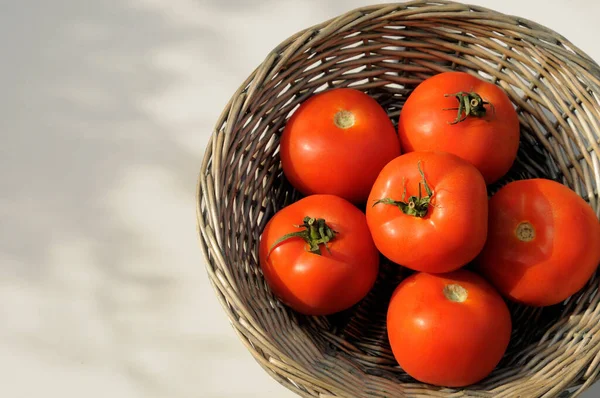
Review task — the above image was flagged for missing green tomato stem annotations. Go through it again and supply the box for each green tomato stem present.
[443,91,494,125]
[373,161,433,218]
[267,216,337,257]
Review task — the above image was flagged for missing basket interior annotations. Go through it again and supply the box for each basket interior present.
[202,4,600,397]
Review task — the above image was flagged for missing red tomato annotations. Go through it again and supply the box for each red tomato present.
[398,71,520,184]
[366,151,488,273]
[476,179,600,307]
[387,269,512,387]
[259,194,379,315]
[280,88,401,204]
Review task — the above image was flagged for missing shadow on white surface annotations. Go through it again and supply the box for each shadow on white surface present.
[1,0,599,397]
[1,0,293,397]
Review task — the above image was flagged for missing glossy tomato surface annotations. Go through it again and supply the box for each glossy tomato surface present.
[476,178,600,306]
[366,151,488,273]
[398,71,520,184]
[259,194,379,315]
[387,269,512,387]
[280,88,401,204]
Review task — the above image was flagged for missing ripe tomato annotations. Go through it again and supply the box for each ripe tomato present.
[259,194,379,315]
[280,88,401,204]
[366,151,488,273]
[387,269,512,387]
[476,179,600,307]
[398,71,520,184]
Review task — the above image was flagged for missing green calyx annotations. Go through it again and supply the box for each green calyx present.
[443,91,494,125]
[268,216,337,257]
[373,161,433,218]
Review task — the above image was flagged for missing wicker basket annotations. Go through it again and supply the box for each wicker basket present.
[197,1,600,397]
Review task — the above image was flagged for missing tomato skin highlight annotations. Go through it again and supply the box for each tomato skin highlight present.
[398,71,520,184]
[476,178,600,307]
[387,269,512,387]
[259,194,380,316]
[366,151,488,273]
[280,88,401,204]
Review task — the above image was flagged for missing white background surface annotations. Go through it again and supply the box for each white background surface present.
[2,0,599,397]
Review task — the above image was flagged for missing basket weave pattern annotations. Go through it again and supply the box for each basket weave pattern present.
[197,1,600,396]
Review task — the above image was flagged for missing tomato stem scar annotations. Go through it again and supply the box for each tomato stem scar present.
[373,161,433,218]
[444,284,468,303]
[268,216,338,257]
[334,110,355,129]
[515,221,535,242]
[443,91,494,125]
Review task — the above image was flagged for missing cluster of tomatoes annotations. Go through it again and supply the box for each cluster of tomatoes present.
[258,72,600,387]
